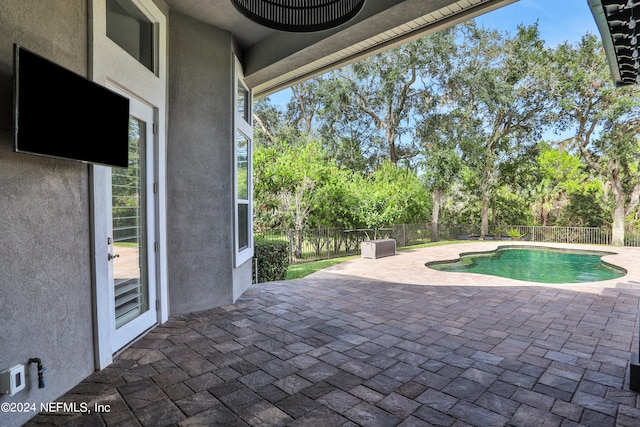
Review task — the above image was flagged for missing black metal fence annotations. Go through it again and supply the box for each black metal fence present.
[255,227,392,264]
[255,223,640,265]
[500,225,609,245]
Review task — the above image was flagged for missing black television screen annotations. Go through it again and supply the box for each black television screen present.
[13,44,130,168]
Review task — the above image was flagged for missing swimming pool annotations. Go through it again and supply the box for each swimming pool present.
[425,246,626,283]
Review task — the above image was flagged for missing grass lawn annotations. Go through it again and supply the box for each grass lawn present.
[285,255,359,280]
[285,240,465,280]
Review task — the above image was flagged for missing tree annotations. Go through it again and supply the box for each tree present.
[253,140,357,254]
[447,21,553,237]
[563,184,607,227]
[316,76,382,172]
[423,145,462,240]
[253,97,300,149]
[254,78,328,150]
[323,30,455,166]
[529,144,589,225]
[417,112,464,240]
[351,161,430,238]
[549,34,640,244]
[592,121,640,242]
[112,119,142,243]
[491,186,534,226]
[286,77,325,134]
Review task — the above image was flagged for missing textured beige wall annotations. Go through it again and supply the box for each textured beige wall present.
[167,11,248,315]
[0,2,95,426]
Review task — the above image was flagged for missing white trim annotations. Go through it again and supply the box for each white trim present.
[110,95,157,350]
[234,58,254,267]
[90,0,168,369]
[90,165,114,369]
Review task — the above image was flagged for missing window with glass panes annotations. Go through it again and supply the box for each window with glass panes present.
[234,63,253,265]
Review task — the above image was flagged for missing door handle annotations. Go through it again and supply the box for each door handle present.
[108,253,120,261]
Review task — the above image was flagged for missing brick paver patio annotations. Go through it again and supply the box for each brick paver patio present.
[25,243,640,426]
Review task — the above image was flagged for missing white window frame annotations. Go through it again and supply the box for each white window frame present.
[234,58,254,267]
[106,0,156,73]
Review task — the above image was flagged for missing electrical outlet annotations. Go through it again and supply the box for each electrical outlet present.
[0,365,26,396]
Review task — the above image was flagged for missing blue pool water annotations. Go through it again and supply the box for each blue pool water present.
[426,246,626,283]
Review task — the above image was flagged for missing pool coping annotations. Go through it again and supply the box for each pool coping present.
[312,241,640,293]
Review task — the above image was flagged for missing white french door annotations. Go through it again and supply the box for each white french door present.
[91,0,167,368]
[108,97,157,350]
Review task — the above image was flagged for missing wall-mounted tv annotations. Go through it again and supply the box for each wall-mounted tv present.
[13,44,130,168]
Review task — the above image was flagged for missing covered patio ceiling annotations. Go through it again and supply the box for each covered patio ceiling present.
[164,0,517,96]
[589,0,640,86]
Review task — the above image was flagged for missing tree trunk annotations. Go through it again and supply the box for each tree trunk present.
[539,196,548,226]
[388,127,398,164]
[480,152,494,238]
[481,191,490,237]
[611,201,626,246]
[431,189,442,242]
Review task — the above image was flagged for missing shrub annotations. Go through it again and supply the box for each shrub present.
[254,238,289,283]
[506,228,523,238]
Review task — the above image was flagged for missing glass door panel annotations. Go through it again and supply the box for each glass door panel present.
[109,98,157,352]
[112,116,148,329]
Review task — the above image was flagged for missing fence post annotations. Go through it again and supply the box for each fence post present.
[326,227,330,260]
[254,257,259,284]
[403,224,406,246]
[288,230,294,264]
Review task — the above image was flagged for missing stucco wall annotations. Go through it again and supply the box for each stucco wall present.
[0,2,95,426]
[167,11,239,315]
[233,260,253,301]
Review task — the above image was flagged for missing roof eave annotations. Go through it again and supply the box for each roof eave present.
[587,0,635,86]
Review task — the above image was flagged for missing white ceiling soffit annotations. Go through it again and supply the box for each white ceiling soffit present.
[252,0,517,97]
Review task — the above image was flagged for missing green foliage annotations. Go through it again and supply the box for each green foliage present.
[254,141,358,231]
[537,147,585,194]
[112,119,142,242]
[547,34,640,244]
[254,142,430,234]
[351,162,430,237]
[253,239,289,283]
[285,255,359,280]
[525,144,595,226]
[253,98,308,149]
[319,30,456,166]
[506,228,523,238]
[419,122,463,185]
[444,21,553,235]
[252,19,640,235]
[491,187,534,225]
[562,186,608,227]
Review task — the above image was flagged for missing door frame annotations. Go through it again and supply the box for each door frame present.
[110,96,158,351]
[91,88,165,367]
[90,0,167,369]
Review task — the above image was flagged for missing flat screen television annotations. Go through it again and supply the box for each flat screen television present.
[13,44,130,168]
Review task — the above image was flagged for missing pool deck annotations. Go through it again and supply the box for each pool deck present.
[23,242,640,426]
[323,241,640,294]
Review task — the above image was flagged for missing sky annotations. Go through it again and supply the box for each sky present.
[475,0,600,47]
[266,0,602,105]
